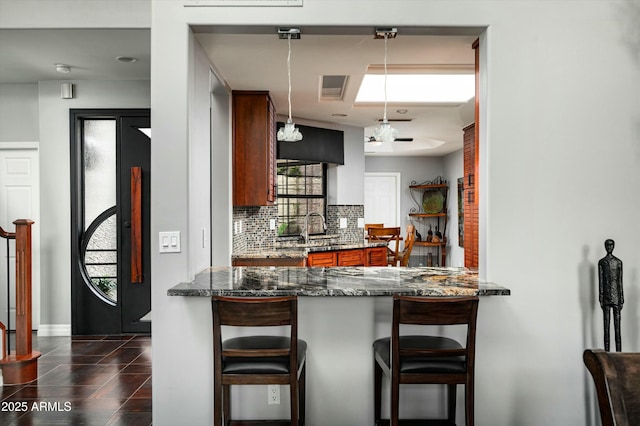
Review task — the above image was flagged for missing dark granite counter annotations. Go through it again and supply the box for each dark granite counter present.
[168,266,511,297]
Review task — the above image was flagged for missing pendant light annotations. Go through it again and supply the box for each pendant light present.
[372,28,398,144]
[277,28,303,142]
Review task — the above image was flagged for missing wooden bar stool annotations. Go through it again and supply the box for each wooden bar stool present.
[397,225,416,267]
[368,227,401,266]
[583,349,640,426]
[365,223,385,241]
[212,296,307,426]
[373,295,479,426]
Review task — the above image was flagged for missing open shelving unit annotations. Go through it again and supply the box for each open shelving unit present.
[408,178,448,267]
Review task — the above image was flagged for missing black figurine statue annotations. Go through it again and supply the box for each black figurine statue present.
[598,239,624,352]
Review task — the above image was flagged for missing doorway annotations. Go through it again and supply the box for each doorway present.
[0,142,40,332]
[70,109,151,335]
[364,173,401,227]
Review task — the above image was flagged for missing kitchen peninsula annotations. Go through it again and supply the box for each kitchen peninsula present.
[169,266,510,297]
[167,267,509,425]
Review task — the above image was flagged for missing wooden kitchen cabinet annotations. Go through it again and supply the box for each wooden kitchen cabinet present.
[365,246,388,266]
[232,257,306,267]
[307,251,337,267]
[232,90,277,206]
[337,249,365,266]
[307,246,388,267]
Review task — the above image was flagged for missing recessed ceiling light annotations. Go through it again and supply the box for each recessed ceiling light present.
[396,109,408,114]
[116,56,138,63]
[55,64,71,73]
[331,113,348,117]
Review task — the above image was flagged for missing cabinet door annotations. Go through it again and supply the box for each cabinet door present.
[307,251,337,267]
[232,91,276,206]
[337,249,365,266]
[266,97,276,203]
[365,247,388,266]
[232,257,305,267]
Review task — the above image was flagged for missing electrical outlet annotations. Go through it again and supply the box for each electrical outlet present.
[268,385,280,405]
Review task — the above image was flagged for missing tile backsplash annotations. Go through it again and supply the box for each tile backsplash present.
[326,205,365,244]
[232,204,364,252]
[232,206,277,253]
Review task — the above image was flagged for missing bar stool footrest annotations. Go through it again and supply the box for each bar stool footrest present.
[229,421,304,426]
[375,420,456,426]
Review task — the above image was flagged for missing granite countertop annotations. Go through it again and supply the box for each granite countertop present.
[168,266,511,297]
[232,241,389,259]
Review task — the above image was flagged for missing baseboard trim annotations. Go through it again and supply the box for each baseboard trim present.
[37,324,71,336]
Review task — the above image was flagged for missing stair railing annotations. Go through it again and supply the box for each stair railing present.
[0,220,40,383]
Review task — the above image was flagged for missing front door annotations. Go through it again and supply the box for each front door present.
[71,110,151,335]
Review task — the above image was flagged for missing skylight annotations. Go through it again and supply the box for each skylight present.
[355,74,475,104]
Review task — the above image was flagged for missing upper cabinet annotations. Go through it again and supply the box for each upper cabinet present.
[232,91,277,206]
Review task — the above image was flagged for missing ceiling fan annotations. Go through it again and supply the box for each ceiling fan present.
[368,117,414,142]
[366,136,414,143]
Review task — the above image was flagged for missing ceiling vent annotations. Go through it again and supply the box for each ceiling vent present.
[320,75,348,101]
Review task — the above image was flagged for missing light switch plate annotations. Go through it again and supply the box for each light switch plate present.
[159,231,181,253]
[339,218,348,229]
[357,218,365,228]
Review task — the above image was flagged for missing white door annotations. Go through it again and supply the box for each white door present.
[0,142,40,331]
[364,173,401,226]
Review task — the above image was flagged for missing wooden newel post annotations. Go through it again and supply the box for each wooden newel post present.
[14,219,34,357]
[0,219,41,384]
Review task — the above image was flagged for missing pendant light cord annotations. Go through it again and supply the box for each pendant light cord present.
[287,34,293,122]
[383,33,389,123]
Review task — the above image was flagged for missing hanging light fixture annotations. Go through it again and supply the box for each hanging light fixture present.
[277,28,303,142]
[372,28,398,144]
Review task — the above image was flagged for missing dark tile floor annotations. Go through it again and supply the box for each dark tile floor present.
[1,334,151,425]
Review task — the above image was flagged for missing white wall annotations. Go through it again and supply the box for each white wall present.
[151,1,640,425]
[37,80,150,327]
[0,84,39,141]
[188,33,214,275]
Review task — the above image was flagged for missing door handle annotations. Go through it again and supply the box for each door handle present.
[131,167,143,283]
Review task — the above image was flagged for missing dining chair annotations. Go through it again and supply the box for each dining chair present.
[583,349,640,426]
[374,295,479,426]
[365,223,385,241]
[211,295,307,426]
[368,226,401,265]
[397,224,416,267]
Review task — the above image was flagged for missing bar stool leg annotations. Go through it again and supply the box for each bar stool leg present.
[466,379,475,426]
[391,373,400,426]
[447,384,457,423]
[290,379,299,426]
[299,364,306,425]
[374,361,382,424]
[223,385,231,425]
[214,378,223,426]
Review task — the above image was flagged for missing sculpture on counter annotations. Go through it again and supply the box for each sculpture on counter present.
[598,239,624,352]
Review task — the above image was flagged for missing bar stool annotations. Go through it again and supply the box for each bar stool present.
[211,296,307,426]
[373,295,479,426]
[368,226,402,266]
[583,349,640,426]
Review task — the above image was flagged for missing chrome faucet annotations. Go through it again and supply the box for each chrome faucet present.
[302,212,327,244]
